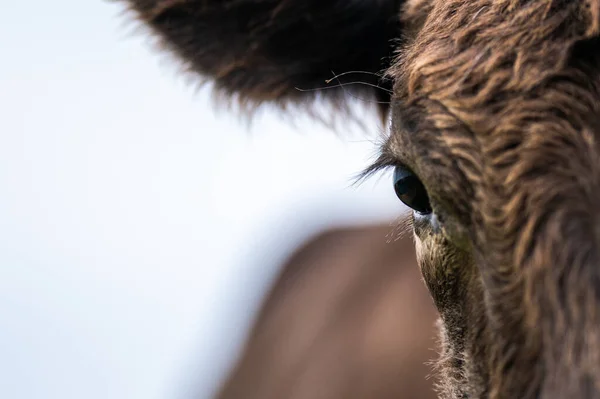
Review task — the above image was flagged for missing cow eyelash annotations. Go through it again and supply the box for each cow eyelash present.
[353,150,399,187]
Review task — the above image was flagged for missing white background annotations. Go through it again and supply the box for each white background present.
[0,2,405,398]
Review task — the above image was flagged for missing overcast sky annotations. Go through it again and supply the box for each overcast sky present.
[0,2,405,399]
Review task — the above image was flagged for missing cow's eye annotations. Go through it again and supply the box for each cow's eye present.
[393,165,432,215]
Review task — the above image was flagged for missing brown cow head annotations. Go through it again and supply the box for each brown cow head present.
[117,0,600,397]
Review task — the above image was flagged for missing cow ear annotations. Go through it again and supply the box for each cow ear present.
[117,0,402,117]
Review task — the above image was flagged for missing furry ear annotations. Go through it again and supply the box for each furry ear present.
[118,0,402,114]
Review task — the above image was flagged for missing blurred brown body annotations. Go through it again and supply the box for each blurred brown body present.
[216,225,437,399]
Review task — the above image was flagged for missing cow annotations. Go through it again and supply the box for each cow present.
[116,1,600,397]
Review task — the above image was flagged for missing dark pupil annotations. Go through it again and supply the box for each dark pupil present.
[393,171,432,215]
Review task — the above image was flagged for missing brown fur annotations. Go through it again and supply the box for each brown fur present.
[115,0,600,397]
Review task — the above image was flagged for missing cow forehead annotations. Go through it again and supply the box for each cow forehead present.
[392,0,595,119]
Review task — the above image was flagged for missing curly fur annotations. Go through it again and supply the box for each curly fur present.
[387,1,600,397]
